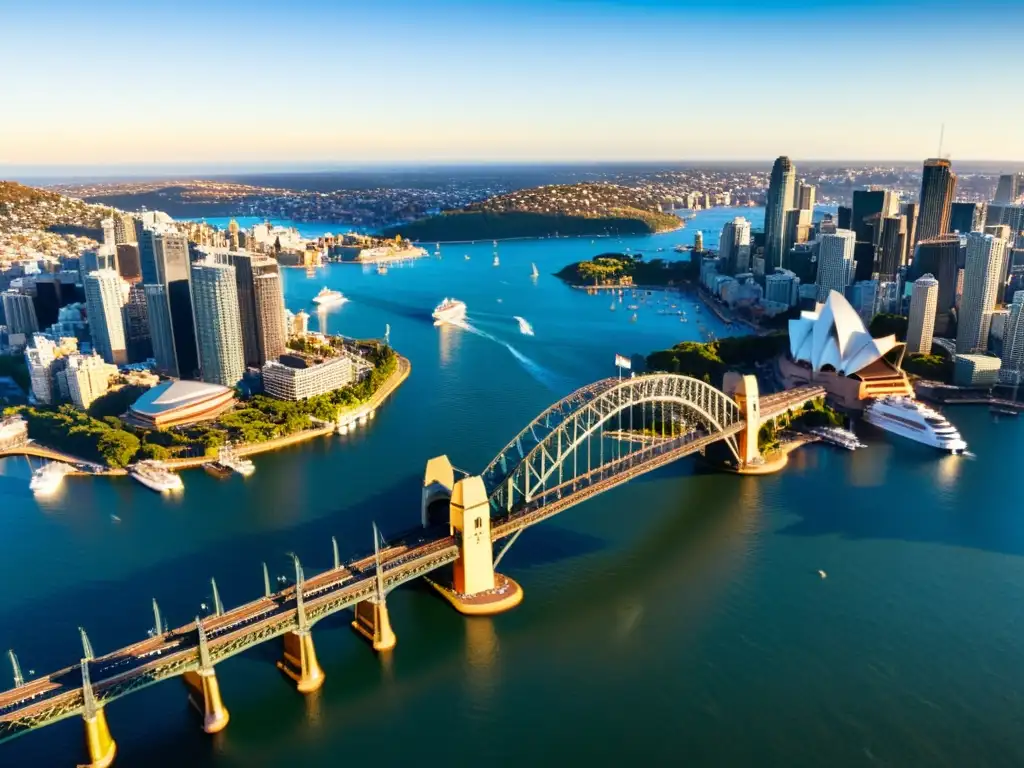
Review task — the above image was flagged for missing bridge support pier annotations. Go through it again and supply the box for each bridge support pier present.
[183,668,230,733]
[277,630,325,693]
[723,372,762,467]
[82,708,117,768]
[430,472,523,616]
[352,598,396,652]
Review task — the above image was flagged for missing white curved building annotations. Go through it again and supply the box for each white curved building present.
[781,290,912,408]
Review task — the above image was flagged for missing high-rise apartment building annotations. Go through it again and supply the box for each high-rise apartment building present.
[916,159,957,244]
[84,269,128,365]
[1001,291,1024,373]
[815,229,856,302]
[253,272,287,364]
[949,202,986,235]
[25,335,59,404]
[136,223,159,285]
[124,283,151,362]
[60,353,118,409]
[909,235,960,336]
[1,291,40,335]
[116,243,142,283]
[900,202,919,264]
[994,173,1023,204]
[906,274,939,355]
[956,232,1008,353]
[190,260,245,387]
[719,217,752,274]
[765,269,799,307]
[153,230,199,379]
[876,215,908,280]
[144,283,177,376]
[210,248,286,367]
[764,156,796,271]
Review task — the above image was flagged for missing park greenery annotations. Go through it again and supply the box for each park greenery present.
[868,313,908,341]
[6,345,398,468]
[385,210,680,241]
[902,353,953,383]
[557,252,700,287]
[646,333,790,384]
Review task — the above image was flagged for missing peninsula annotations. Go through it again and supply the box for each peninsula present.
[555,252,699,288]
[384,183,682,241]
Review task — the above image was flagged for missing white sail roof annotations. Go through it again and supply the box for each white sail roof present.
[788,290,899,376]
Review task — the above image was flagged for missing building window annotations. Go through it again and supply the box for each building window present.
[474,517,482,531]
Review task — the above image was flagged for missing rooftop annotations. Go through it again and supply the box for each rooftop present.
[130,379,233,416]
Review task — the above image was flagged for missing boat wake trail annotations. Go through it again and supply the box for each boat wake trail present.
[455,319,554,388]
[513,316,535,336]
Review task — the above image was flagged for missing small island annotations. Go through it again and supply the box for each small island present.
[555,252,699,288]
[383,183,682,241]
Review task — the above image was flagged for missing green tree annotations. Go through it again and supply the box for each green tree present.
[138,443,170,460]
[97,430,141,468]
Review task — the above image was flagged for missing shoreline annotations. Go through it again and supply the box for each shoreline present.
[4,354,411,478]
[404,221,684,246]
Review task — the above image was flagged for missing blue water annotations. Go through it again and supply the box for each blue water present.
[2,209,1023,767]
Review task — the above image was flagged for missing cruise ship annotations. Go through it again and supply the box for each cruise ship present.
[863,396,967,454]
[432,298,467,324]
[30,462,72,496]
[312,287,346,307]
[130,461,184,493]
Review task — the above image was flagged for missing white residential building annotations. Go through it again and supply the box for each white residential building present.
[906,274,939,355]
[60,353,118,409]
[190,260,245,387]
[956,232,1007,354]
[84,269,128,365]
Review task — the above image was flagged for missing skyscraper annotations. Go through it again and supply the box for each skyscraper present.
[1002,291,1024,373]
[876,215,908,280]
[956,232,1008,353]
[900,202,919,264]
[112,212,136,245]
[910,234,966,337]
[210,249,285,367]
[25,335,59,404]
[815,229,856,302]
[994,173,1023,204]
[848,280,880,324]
[949,202,986,235]
[837,206,852,231]
[719,217,751,273]
[916,159,957,244]
[135,222,159,285]
[906,274,939,355]
[124,283,151,363]
[116,243,142,283]
[154,230,199,379]
[764,156,796,270]
[253,272,287,364]
[144,283,177,377]
[2,291,40,336]
[797,183,816,211]
[190,260,245,387]
[83,269,128,365]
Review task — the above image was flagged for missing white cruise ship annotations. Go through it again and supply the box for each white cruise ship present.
[432,298,467,324]
[863,396,967,454]
[30,462,72,496]
[130,461,184,493]
[313,287,346,307]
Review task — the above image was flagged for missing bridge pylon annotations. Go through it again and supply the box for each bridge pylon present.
[723,372,762,467]
[352,523,397,652]
[428,465,523,616]
[80,658,116,768]
[276,556,325,694]
[182,617,229,734]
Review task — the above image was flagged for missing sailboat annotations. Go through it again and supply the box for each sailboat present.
[531,263,539,278]
[493,252,500,267]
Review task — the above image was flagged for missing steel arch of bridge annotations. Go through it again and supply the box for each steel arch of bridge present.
[482,374,743,514]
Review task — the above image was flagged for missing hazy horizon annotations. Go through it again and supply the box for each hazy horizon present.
[5,0,1023,167]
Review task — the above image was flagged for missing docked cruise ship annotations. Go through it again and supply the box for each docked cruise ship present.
[312,287,346,307]
[863,396,967,454]
[30,462,72,496]
[432,298,467,324]
[130,461,184,493]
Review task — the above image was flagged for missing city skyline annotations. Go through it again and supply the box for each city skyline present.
[4,0,1024,168]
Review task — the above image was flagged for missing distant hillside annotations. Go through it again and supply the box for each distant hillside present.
[0,181,106,233]
[384,182,681,241]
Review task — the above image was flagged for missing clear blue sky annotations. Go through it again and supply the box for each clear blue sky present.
[3,0,1022,168]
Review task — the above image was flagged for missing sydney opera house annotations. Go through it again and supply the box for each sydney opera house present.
[778,290,913,409]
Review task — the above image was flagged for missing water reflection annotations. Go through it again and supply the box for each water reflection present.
[848,441,892,488]
[437,323,462,367]
[935,453,963,490]
[463,617,499,710]
[303,685,323,728]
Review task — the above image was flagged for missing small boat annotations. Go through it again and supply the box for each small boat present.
[219,444,255,476]
[312,287,346,307]
[609,302,616,311]
[991,407,1019,416]
[627,304,639,311]
[493,254,500,267]
[30,462,72,496]
[204,462,233,479]
[630,313,638,323]
[531,263,539,278]
[377,264,388,275]
[464,254,471,260]
[433,298,468,324]
[130,461,184,493]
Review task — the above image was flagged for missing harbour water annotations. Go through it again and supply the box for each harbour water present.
[3,208,1024,766]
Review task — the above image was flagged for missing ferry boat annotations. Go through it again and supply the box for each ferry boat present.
[219,444,255,477]
[312,287,346,307]
[531,263,539,278]
[130,460,184,493]
[863,396,967,454]
[30,462,71,496]
[432,298,467,324]
[809,426,866,451]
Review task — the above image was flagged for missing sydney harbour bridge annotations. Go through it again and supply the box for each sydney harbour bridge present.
[0,373,823,767]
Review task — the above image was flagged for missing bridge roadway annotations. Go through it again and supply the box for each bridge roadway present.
[0,384,823,743]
